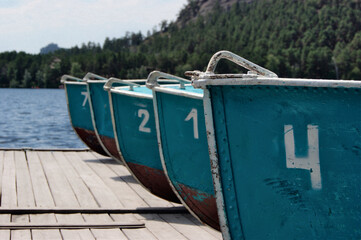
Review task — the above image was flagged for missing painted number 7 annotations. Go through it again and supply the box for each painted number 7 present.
[81,91,88,107]
[185,108,199,139]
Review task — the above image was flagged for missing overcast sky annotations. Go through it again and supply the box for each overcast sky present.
[0,0,188,54]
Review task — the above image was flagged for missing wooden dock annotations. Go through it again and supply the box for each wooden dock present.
[0,149,222,240]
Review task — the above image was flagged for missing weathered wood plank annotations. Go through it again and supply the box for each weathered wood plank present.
[0,151,10,240]
[10,215,31,240]
[62,151,130,239]
[12,151,34,240]
[183,214,222,239]
[133,214,187,240]
[159,214,221,240]
[52,151,98,208]
[26,151,62,240]
[37,151,96,240]
[63,151,123,208]
[26,151,54,207]
[2,151,17,208]
[91,152,177,208]
[84,152,149,208]
[37,151,78,207]
[82,214,128,240]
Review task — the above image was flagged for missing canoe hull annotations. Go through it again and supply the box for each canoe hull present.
[73,127,107,156]
[154,87,220,230]
[98,135,122,160]
[127,162,180,203]
[109,87,180,203]
[205,84,361,239]
[64,82,108,156]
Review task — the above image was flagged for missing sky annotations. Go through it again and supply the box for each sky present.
[0,0,188,54]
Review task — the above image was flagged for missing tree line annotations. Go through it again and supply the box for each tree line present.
[1,0,361,88]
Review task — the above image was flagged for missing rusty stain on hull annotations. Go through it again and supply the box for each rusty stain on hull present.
[176,183,220,231]
[74,127,108,156]
[126,162,181,203]
[99,135,122,160]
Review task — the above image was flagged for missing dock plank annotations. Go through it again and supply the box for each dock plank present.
[53,151,119,239]
[183,214,222,239]
[52,151,98,208]
[91,152,176,208]
[12,151,34,240]
[134,214,188,240]
[2,151,17,208]
[26,151,62,240]
[37,151,95,240]
[159,214,220,240]
[0,150,223,240]
[0,151,11,240]
[84,152,149,208]
[62,151,130,238]
[63,151,123,208]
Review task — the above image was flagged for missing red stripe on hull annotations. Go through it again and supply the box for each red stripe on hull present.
[177,183,220,231]
[74,127,108,156]
[99,135,122,160]
[126,162,180,203]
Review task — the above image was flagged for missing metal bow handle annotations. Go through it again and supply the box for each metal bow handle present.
[60,75,83,83]
[103,77,141,91]
[146,71,190,89]
[205,50,277,77]
[83,72,108,81]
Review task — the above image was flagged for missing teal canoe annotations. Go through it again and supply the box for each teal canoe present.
[61,74,108,156]
[189,51,361,239]
[87,77,150,161]
[104,79,180,203]
[147,71,220,230]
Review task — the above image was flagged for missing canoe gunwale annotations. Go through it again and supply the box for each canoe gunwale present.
[192,75,361,89]
[152,84,203,100]
[109,87,153,99]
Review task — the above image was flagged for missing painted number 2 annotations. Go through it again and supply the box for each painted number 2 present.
[284,125,322,190]
[138,109,151,133]
[185,108,199,139]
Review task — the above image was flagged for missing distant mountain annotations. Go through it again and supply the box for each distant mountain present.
[176,0,254,26]
[40,43,60,54]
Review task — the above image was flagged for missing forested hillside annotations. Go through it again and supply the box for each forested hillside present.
[1,0,361,88]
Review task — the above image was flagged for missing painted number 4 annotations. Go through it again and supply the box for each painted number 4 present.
[284,125,322,190]
[185,108,199,139]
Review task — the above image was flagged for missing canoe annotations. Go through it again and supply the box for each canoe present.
[189,50,361,239]
[61,73,108,156]
[87,77,150,161]
[88,77,179,162]
[147,71,220,230]
[104,79,180,203]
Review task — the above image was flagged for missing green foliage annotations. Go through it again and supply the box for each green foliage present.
[1,0,361,88]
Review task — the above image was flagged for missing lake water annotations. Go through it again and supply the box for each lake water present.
[0,88,86,149]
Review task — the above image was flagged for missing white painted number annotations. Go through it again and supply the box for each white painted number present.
[81,91,88,107]
[284,125,322,190]
[138,109,151,133]
[185,108,199,139]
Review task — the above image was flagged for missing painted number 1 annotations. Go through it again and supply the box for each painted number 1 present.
[284,125,322,190]
[138,109,151,133]
[185,108,199,139]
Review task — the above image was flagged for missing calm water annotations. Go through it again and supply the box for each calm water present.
[0,88,86,149]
